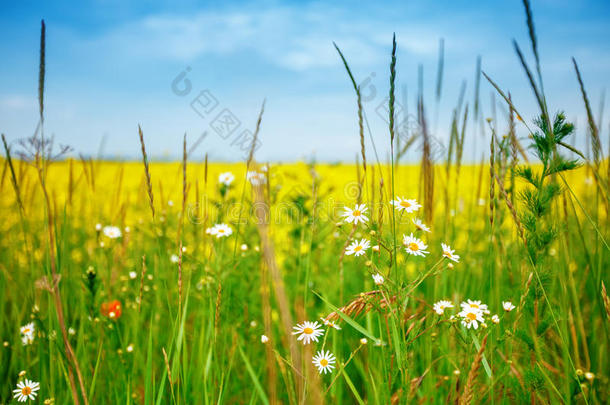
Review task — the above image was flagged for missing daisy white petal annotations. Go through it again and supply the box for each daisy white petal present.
[412,218,431,232]
[502,301,516,312]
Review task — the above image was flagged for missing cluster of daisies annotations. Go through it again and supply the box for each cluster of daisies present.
[433,299,516,329]
[342,198,460,273]
[285,320,338,374]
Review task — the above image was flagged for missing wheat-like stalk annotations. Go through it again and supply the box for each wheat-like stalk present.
[602,281,610,321]
[138,125,155,219]
[459,335,488,405]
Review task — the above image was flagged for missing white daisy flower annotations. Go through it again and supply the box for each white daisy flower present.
[359,338,368,345]
[20,323,35,337]
[461,299,490,315]
[391,197,422,213]
[68,327,76,335]
[441,243,460,263]
[372,273,385,285]
[433,300,454,315]
[312,350,336,374]
[458,308,485,329]
[372,245,380,252]
[402,233,429,257]
[207,223,233,238]
[126,343,134,352]
[95,223,102,231]
[491,314,500,324]
[412,218,431,233]
[103,226,122,239]
[129,271,137,280]
[240,244,249,251]
[345,239,370,256]
[321,318,341,330]
[218,172,235,186]
[167,200,174,207]
[261,334,269,344]
[292,321,324,345]
[20,323,35,345]
[247,171,267,186]
[170,254,180,263]
[13,379,40,402]
[502,301,516,312]
[342,204,369,225]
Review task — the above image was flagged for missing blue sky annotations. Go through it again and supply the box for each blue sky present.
[1,0,609,162]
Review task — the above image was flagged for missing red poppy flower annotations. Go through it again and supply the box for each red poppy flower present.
[101,300,122,319]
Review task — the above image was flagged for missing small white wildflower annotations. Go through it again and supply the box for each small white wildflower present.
[372,273,385,285]
[402,233,429,257]
[441,243,460,263]
[391,197,422,213]
[342,204,369,225]
[312,350,336,374]
[345,239,370,256]
[218,172,235,186]
[13,379,40,402]
[103,226,122,239]
[433,300,454,315]
[292,321,324,345]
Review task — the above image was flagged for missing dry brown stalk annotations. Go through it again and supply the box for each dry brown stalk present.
[214,278,222,343]
[162,347,173,385]
[252,179,303,396]
[324,290,396,322]
[459,335,488,405]
[138,255,146,313]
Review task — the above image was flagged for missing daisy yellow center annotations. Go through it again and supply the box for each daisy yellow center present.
[21,386,32,395]
[466,312,477,320]
[408,242,419,251]
[217,229,225,233]
[353,210,361,216]
[320,359,329,366]
[23,328,30,333]
[303,327,314,334]
[469,304,479,308]
[400,200,411,208]
[354,245,363,252]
